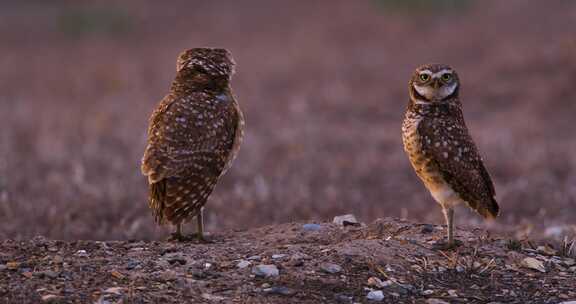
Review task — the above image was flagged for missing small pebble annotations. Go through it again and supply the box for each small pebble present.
[237,260,251,269]
[421,224,435,234]
[74,250,89,258]
[427,299,450,304]
[366,290,384,301]
[333,214,360,226]
[320,262,342,274]
[41,295,60,303]
[125,260,139,270]
[264,286,296,296]
[272,254,287,259]
[247,255,261,261]
[302,224,322,231]
[252,264,279,277]
[334,293,353,303]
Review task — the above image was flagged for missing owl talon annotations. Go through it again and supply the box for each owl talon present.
[167,232,187,242]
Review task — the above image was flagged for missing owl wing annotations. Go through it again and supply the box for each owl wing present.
[418,117,499,218]
[141,92,239,183]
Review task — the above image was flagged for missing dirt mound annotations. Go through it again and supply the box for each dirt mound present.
[1,218,575,303]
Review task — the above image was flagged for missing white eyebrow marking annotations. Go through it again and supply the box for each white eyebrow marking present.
[431,69,453,79]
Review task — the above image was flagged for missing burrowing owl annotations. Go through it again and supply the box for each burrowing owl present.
[402,64,499,249]
[141,48,245,241]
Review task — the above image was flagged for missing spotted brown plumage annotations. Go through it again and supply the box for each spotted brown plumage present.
[402,63,498,249]
[141,48,244,240]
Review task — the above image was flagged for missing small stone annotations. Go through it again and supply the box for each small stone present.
[422,290,434,295]
[367,277,392,288]
[247,255,261,261]
[252,264,279,277]
[366,290,384,301]
[421,224,435,234]
[522,257,546,273]
[125,260,139,270]
[74,250,89,257]
[456,266,464,272]
[264,286,296,296]
[333,214,360,226]
[261,283,271,288]
[272,254,287,259]
[559,302,576,304]
[320,262,342,274]
[165,254,187,266]
[334,293,353,303]
[447,289,458,297]
[237,260,251,269]
[302,224,322,231]
[41,295,60,303]
[104,287,124,295]
[201,293,226,301]
[427,299,450,304]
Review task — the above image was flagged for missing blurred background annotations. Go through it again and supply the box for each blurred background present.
[1,0,575,241]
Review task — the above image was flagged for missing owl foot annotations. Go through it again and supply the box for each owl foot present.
[432,239,463,251]
[167,233,213,243]
[167,232,189,242]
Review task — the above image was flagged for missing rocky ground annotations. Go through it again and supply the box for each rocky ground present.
[1,217,575,304]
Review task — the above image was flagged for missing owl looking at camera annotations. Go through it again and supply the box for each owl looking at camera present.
[402,64,499,249]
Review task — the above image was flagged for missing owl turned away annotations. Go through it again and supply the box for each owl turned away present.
[141,48,245,241]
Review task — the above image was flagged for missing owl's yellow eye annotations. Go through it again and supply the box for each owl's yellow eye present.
[441,73,453,82]
[419,74,430,82]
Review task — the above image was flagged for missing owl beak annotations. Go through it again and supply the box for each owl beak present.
[432,79,440,89]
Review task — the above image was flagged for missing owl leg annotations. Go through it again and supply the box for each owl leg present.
[168,223,185,241]
[433,207,461,250]
[446,207,455,246]
[196,208,205,241]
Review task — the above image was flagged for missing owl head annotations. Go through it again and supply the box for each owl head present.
[409,64,460,103]
[176,48,235,79]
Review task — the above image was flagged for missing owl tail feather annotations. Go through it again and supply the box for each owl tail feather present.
[149,180,167,224]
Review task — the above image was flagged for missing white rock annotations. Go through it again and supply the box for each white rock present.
[333,214,359,226]
[366,290,384,301]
